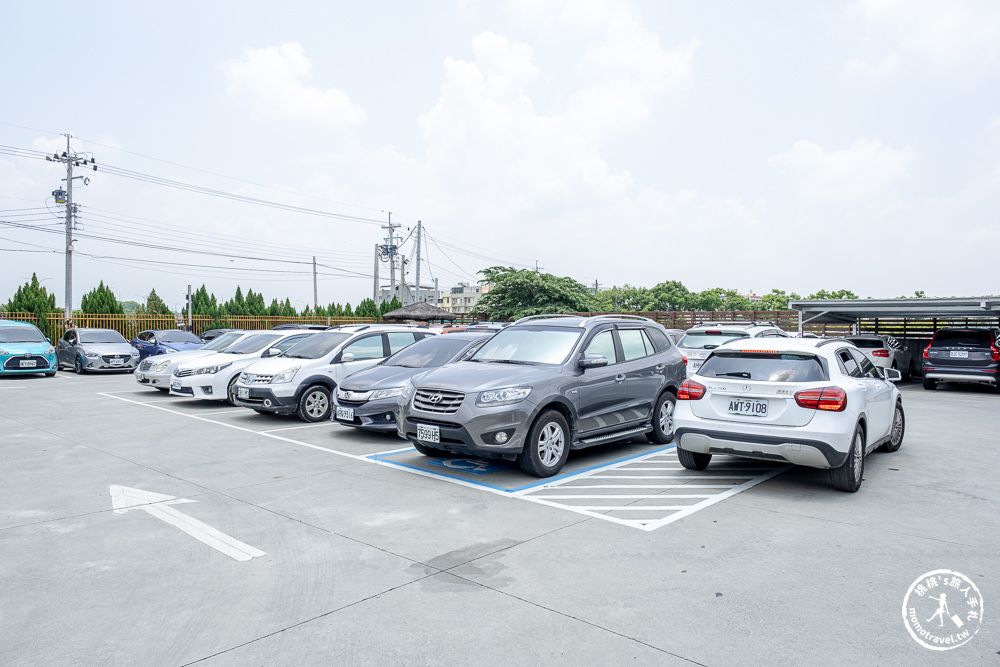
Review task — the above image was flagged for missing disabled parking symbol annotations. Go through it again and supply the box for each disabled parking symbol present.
[427,458,513,475]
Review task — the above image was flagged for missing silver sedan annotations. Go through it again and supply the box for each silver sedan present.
[56,328,138,373]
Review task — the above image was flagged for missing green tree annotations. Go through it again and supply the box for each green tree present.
[138,288,173,315]
[343,302,354,317]
[80,281,124,314]
[807,289,859,300]
[758,289,800,311]
[379,297,402,315]
[592,285,649,312]
[355,298,380,319]
[120,300,140,314]
[645,280,693,311]
[470,266,595,319]
[5,273,57,326]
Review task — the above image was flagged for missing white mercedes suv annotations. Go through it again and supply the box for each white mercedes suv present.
[677,322,791,377]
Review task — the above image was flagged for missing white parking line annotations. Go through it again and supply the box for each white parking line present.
[262,423,334,433]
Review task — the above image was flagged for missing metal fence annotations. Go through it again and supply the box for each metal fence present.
[0,312,376,343]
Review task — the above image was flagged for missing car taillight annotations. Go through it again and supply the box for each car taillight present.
[992,344,999,362]
[922,344,931,359]
[872,349,889,357]
[794,386,848,412]
[678,379,705,400]
[682,355,688,366]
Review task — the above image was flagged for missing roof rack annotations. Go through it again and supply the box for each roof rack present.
[584,314,656,327]
[512,314,580,325]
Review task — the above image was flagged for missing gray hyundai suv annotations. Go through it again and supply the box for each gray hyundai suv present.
[397,314,687,477]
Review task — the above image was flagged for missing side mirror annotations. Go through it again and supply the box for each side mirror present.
[883,368,902,382]
[341,352,355,363]
[578,353,608,369]
[265,347,282,358]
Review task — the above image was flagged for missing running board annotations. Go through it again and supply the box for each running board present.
[577,425,651,448]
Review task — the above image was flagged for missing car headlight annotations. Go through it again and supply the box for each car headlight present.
[84,350,100,358]
[476,386,532,407]
[130,348,139,357]
[271,366,300,383]
[370,387,404,400]
[152,360,172,373]
[46,346,55,355]
[192,361,232,375]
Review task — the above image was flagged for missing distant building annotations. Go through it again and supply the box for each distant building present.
[379,283,437,306]
[439,284,491,314]
[743,291,763,304]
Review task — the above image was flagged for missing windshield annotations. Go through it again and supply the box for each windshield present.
[679,331,749,349]
[203,331,245,351]
[224,333,282,354]
[281,332,351,359]
[699,352,827,382]
[79,330,127,344]
[472,328,581,365]
[0,327,46,343]
[158,331,202,343]
[387,336,479,368]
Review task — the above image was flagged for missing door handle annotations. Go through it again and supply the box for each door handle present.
[655,364,665,371]
[615,374,626,382]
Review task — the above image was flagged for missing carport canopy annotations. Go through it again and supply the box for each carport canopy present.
[787,297,1000,332]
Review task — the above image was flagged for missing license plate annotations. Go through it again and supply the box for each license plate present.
[110,358,124,365]
[416,424,440,444]
[727,397,768,417]
[237,387,249,399]
[691,361,703,371]
[950,350,969,358]
[19,359,36,368]
[171,381,181,391]
[336,406,354,421]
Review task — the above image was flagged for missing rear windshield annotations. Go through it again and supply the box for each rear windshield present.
[281,332,351,359]
[80,330,127,344]
[845,338,883,349]
[224,333,282,354]
[931,330,994,348]
[699,352,827,382]
[0,327,46,343]
[158,331,202,343]
[473,327,582,365]
[679,331,749,349]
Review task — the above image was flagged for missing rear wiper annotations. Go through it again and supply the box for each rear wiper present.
[717,372,751,379]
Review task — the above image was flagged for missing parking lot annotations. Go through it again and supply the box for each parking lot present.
[1,372,997,665]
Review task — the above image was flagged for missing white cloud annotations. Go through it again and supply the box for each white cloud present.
[842,52,900,79]
[850,0,1000,69]
[223,42,366,124]
[769,138,916,200]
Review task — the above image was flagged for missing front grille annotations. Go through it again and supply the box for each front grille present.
[174,368,195,378]
[413,389,465,414]
[3,355,49,370]
[139,360,153,372]
[240,372,274,384]
[101,354,130,364]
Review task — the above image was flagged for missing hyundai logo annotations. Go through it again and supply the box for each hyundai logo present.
[427,394,443,404]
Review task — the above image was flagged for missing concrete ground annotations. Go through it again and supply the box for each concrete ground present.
[0,371,997,666]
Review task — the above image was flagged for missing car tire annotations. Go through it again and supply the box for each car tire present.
[677,447,711,470]
[922,376,936,390]
[517,410,570,477]
[226,376,240,406]
[646,392,676,444]
[74,356,85,374]
[831,423,865,492]
[413,442,449,457]
[297,385,332,422]
[878,402,905,453]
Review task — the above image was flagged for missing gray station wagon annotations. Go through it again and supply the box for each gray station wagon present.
[396,314,687,477]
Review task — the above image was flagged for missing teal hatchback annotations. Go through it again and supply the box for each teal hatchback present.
[0,320,57,376]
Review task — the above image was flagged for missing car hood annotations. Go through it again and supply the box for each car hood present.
[176,351,233,370]
[241,356,311,376]
[339,365,429,391]
[412,361,563,392]
[79,343,134,355]
[162,342,204,352]
[1,341,54,356]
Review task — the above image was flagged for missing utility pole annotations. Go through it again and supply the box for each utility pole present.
[414,221,422,304]
[312,256,318,311]
[400,255,408,305]
[46,134,96,321]
[187,285,193,331]
[373,244,380,304]
[380,212,400,303]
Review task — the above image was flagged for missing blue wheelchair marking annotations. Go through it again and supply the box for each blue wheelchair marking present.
[367,445,677,493]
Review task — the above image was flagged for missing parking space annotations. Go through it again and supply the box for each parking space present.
[2,372,998,665]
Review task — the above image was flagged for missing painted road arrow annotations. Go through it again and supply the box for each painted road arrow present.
[110,485,265,562]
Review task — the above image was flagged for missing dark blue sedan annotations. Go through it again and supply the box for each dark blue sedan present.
[130,329,204,361]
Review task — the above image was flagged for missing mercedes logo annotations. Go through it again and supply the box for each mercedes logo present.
[427,394,443,404]
[741,384,751,392]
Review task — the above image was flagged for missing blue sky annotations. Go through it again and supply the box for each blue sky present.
[2,0,998,312]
